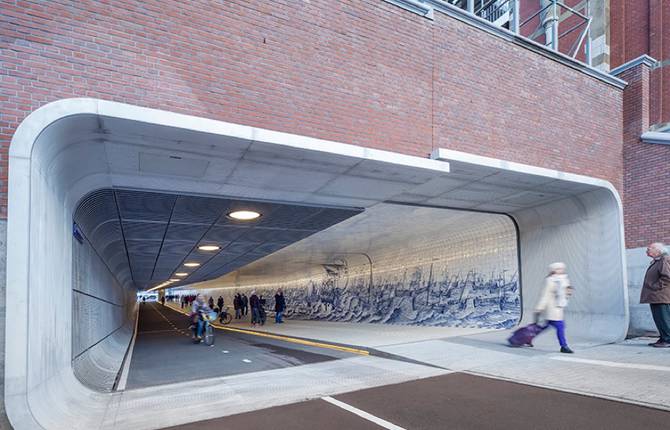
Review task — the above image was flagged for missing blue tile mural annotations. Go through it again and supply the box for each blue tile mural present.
[224,261,519,329]
[200,208,520,329]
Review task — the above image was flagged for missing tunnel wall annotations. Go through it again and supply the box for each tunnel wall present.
[199,210,520,329]
[71,236,135,392]
[514,188,628,342]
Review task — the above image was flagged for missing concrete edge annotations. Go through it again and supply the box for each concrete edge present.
[610,54,660,76]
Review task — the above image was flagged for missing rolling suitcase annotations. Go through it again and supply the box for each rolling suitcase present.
[507,323,545,347]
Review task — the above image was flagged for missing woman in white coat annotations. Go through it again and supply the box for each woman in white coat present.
[534,262,574,353]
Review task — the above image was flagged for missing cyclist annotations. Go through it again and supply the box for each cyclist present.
[190,294,213,343]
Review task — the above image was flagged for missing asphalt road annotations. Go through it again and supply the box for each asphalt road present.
[165,372,670,430]
[124,302,353,389]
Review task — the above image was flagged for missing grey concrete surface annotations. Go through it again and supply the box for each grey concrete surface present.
[72,233,135,392]
[165,373,670,430]
[126,303,352,389]
[0,220,10,429]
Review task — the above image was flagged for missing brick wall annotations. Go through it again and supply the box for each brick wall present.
[621,62,670,248]
[1,0,623,221]
[611,0,669,127]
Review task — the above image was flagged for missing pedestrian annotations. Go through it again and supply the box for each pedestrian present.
[242,293,249,316]
[234,293,241,319]
[259,295,267,325]
[533,262,574,353]
[217,295,224,313]
[208,296,214,311]
[249,291,260,327]
[641,242,670,348]
[275,289,286,323]
[160,295,165,306]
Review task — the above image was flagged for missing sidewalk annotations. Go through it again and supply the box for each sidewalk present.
[163,301,670,411]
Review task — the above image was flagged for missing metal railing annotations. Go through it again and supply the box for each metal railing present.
[453,0,593,64]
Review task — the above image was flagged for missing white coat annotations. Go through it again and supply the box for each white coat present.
[535,273,571,321]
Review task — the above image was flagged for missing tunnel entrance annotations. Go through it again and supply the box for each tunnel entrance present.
[6,99,626,429]
[72,189,519,391]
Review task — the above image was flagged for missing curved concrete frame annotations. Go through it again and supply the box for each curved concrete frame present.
[5,99,628,429]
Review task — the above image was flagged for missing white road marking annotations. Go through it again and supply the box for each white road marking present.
[550,356,670,372]
[222,350,229,354]
[242,359,252,363]
[322,396,406,430]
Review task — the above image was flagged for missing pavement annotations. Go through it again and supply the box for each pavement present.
[165,373,670,430]
[105,301,670,430]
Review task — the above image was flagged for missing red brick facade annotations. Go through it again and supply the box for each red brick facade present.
[611,0,670,127]
[611,0,670,247]
[1,0,623,222]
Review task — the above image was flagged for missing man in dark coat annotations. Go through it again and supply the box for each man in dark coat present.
[242,294,249,316]
[641,242,670,347]
[249,292,260,326]
[217,296,224,313]
[234,293,241,319]
[274,289,286,323]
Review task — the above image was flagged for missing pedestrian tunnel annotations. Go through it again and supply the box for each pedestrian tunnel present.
[6,99,627,429]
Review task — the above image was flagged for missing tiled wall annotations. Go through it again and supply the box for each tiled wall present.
[204,211,520,329]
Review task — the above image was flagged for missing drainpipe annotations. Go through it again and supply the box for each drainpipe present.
[542,0,559,50]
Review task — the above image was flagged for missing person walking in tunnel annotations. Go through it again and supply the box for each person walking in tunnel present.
[534,262,574,354]
[234,293,241,319]
[242,293,249,316]
[249,291,260,327]
[217,295,224,313]
[208,296,215,311]
[259,295,267,325]
[275,289,286,323]
[641,243,670,348]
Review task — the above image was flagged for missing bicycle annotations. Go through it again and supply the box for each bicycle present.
[191,310,217,346]
[218,306,233,325]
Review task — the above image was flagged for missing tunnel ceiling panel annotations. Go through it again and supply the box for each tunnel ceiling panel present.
[73,189,363,290]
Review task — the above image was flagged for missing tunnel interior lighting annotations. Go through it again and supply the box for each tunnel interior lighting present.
[198,245,221,251]
[184,262,200,267]
[228,210,261,221]
[175,272,188,277]
[169,278,180,282]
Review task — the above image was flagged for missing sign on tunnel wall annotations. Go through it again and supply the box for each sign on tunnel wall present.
[206,211,520,329]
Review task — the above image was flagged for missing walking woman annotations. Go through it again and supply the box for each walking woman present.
[534,262,575,353]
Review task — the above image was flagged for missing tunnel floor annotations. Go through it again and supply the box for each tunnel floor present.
[162,373,670,430]
[123,303,354,390]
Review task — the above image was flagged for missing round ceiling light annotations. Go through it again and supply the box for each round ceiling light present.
[183,262,201,267]
[228,210,261,221]
[175,272,188,277]
[198,245,221,252]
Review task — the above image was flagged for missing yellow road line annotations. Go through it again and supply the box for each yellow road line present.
[165,304,369,356]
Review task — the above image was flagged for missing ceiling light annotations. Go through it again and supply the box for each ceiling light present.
[184,262,200,267]
[198,245,221,252]
[228,210,261,221]
[175,272,188,277]
[169,278,180,282]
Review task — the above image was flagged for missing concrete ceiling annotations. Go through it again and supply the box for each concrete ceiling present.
[74,189,362,290]
[45,107,612,292]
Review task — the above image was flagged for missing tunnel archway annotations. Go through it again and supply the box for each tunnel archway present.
[6,99,627,429]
